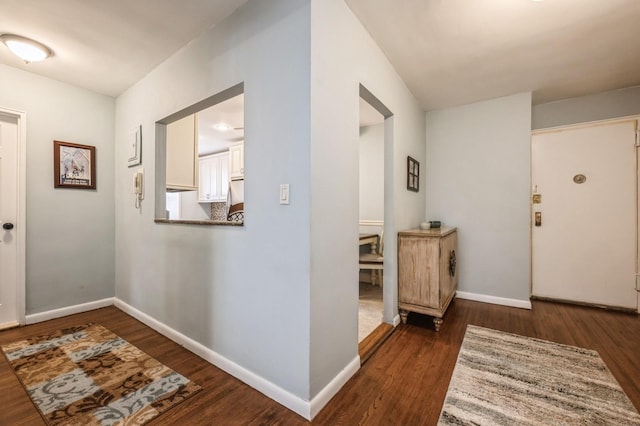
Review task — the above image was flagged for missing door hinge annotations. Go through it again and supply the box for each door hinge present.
[635,126,640,147]
[636,274,640,292]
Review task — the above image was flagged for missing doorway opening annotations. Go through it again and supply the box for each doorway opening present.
[358,85,393,359]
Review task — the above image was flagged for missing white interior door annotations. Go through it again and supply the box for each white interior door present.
[0,111,20,328]
[531,120,639,311]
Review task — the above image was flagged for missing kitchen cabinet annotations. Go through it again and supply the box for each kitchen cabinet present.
[398,227,457,331]
[198,152,229,202]
[229,143,244,180]
[166,114,198,190]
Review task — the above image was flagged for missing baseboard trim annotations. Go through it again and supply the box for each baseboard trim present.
[0,320,20,330]
[456,291,531,310]
[309,355,360,419]
[25,298,115,324]
[392,314,401,327]
[113,298,316,420]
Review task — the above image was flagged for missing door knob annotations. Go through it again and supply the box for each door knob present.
[2,222,14,230]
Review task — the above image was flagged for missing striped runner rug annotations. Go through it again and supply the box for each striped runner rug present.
[439,325,640,425]
[1,323,201,425]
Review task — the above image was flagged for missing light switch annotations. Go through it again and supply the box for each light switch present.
[280,184,290,205]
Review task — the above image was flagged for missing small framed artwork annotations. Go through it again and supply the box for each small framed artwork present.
[127,125,142,167]
[54,140,96,189]
[407,156,419,192]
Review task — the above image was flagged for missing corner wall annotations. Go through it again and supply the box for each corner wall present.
[533,86,640,129]
[0,64,115,314]
[310,0,426,401]
[114,0,312,407]
[359,123,384,221]
[425,93,532,304]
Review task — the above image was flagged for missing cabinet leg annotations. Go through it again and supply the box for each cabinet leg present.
[433,318,443,332]
[400,310,408,324]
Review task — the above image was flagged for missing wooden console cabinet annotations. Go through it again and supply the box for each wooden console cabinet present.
[398,227,457,331]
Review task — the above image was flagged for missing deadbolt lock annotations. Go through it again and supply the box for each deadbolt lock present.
[534,212,542,227]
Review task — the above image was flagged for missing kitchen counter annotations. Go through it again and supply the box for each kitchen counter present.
[154,219,243,226]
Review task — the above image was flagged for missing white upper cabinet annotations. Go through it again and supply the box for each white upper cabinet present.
[198,152,229,202]
[166,114,198,190]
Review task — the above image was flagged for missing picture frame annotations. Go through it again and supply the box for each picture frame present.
[54,140,96,189]
[407,156,419,192]
[127,125,142,167]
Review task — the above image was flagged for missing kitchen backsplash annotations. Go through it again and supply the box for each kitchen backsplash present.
[211,202,227,221]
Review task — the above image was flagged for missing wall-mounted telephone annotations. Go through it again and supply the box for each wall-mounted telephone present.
[133,169,144,209]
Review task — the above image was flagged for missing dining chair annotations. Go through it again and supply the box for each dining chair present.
[359,231,383,286]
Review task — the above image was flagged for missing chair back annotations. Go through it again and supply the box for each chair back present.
[377,231,384,256]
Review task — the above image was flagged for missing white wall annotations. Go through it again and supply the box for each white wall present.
[310,0,426,399]
[425,93,532,304]
[0,65,115,314]
[115,0,312,405]
[533,86,640,129]
[178,191,210,221]
[359,123,384,221]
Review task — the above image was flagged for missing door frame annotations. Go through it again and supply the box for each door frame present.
[359,84,395,325]
[530,115,640,312]
[0,106,27,326]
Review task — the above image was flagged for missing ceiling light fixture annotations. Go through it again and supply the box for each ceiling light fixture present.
[0,34,53,63]
[213,122,234,132]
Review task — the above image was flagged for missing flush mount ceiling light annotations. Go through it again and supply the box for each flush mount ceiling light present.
[0,34,53,63]
[212,122,234,132]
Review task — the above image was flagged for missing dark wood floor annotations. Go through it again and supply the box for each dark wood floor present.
[1,299,638,425]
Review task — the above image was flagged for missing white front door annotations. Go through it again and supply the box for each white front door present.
[0,110,23,328]
[531,119,638,311]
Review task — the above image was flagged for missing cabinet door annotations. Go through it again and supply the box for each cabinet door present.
[398,235,440,308]
[199,153,229,202]
[439,232,458,309]
[166,114,198,190]
[211,153,229,201]
[218,154,229,200]
[229,143,244,180]
[198,156,214,202]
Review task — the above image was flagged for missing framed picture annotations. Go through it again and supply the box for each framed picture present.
[127,125,142,167]
[54,140,96,189]
[407,156,419,192]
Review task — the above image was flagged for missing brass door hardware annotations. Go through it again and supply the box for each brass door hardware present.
[534,212,542,227]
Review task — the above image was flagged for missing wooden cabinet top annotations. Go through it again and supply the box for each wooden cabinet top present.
[398,226,456,238]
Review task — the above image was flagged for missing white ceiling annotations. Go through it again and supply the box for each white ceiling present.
[198,94,245,156]
[346,0,640,110]
[1,0,639,111]
[0,0,248,97]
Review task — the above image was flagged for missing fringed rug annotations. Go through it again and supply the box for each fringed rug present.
[439,325,640,425]
[1,323,201,425]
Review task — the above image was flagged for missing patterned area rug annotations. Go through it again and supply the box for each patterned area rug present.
[439,325,640,425]
[1,323,201,425]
